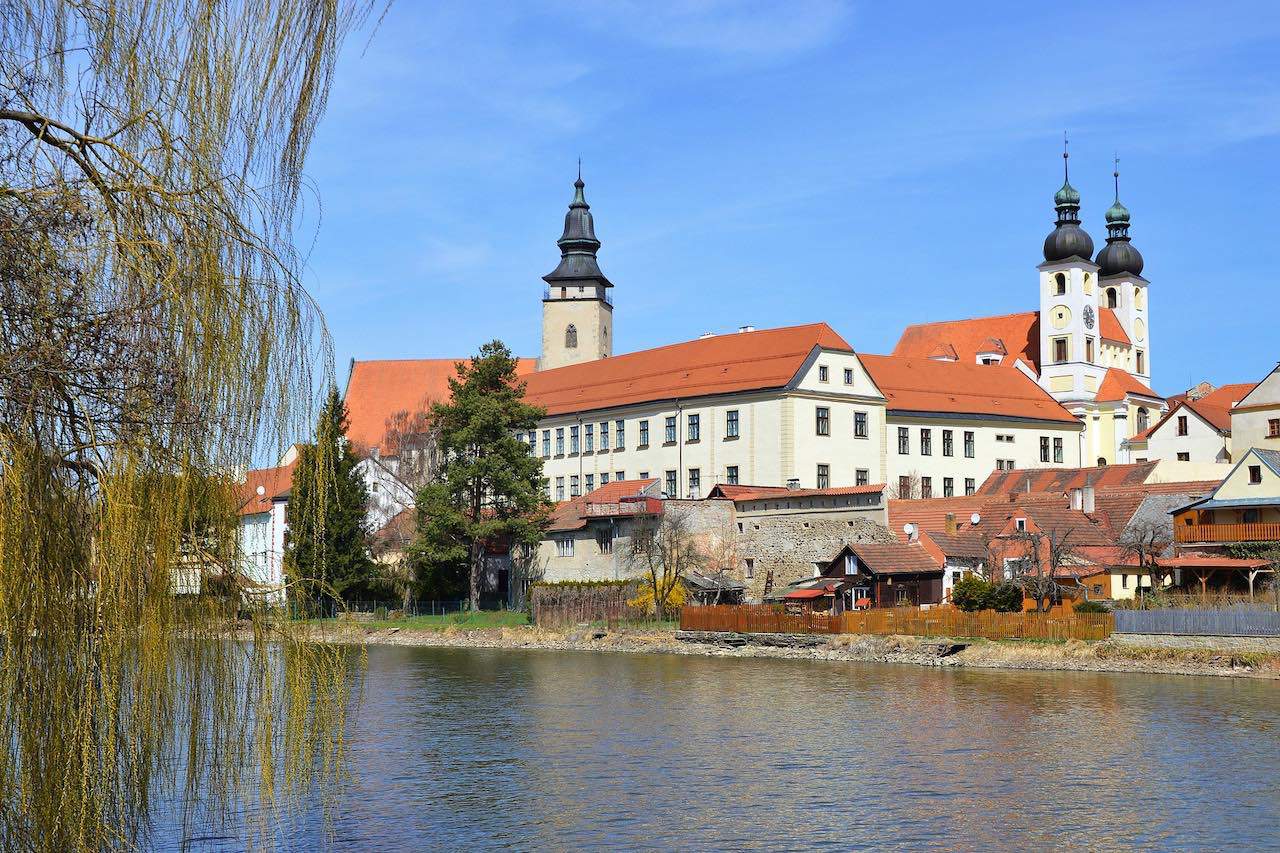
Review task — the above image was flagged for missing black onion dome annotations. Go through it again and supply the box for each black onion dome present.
[1043,222,1094,263]
[543,174,613,287]
[1096,239,1144,276]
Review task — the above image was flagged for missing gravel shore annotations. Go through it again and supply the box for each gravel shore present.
[304,623,1280,680]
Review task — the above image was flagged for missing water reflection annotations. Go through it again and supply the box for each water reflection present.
[160,647,1280,851]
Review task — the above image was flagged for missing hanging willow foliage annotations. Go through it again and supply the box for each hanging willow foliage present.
[0,1,383,849]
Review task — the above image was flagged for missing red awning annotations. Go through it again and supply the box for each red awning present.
[784,587,831,600]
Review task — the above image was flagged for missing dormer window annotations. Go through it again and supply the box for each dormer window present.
[1054,272,1067,295]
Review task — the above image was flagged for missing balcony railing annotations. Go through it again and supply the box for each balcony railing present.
[1175,522,1280,544]
[543,287,613,306]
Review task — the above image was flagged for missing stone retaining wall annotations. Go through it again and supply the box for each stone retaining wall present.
[1113,633,1280,652]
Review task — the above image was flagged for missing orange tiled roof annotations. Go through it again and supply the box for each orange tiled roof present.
[859,354,1079,423]
[977,462,1158,495]
[1141,382,1256,437]
[887,495,992,538]
[708,483,885,502]
[524,323,851,417]
[547,478,661,532]
[343,357,539,454]
[1095,368,1162,403]
[892,311,1040,370]
[236,461,297,517]
[1098,308,1130,345]
[844,541,943,574]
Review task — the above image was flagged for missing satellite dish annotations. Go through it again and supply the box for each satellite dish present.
[256,485,266,496]
[902,523,915,536]
[970,513,981,525]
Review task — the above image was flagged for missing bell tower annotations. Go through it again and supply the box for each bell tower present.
[540,168,613,371]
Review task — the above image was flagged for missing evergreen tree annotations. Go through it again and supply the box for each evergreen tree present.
[411,341,550,609]
[286,389,375,604]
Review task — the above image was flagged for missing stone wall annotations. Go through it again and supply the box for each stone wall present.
[1112,633,1280,653]
[735,514,897,601]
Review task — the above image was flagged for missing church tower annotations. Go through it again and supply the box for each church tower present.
[540,171,613,371]
[1037,137,1104,405]
[1095,160,1150,383]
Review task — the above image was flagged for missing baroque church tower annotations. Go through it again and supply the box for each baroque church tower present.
[540,171,613,370]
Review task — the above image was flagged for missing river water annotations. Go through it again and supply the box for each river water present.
[163,645,1280,851]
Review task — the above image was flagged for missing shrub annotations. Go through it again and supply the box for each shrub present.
[987,583,1024,613]
[951,576,991,612]
[1073,599,1110,614]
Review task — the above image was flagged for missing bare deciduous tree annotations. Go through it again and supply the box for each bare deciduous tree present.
[1005,526,1078,612]
[1117,517,1172,602]
[626,507,707,620]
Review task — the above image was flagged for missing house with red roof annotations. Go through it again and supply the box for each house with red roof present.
[231,445,301,604]
[1229,363,1280,458]
[1124,381,1256,470]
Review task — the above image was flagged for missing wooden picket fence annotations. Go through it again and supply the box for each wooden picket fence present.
[681,605,1114,641]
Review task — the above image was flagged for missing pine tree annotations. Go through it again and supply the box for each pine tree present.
[286,389,374,604]
[411,341,550,609]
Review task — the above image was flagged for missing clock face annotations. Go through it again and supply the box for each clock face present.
[1083,305,1095,329]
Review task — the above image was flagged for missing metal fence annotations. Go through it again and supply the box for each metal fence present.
[1115,608,1280,637]
[681,605,1114,641]
[291,599,469,620]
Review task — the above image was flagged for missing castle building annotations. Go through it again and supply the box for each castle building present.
[344,155,1178,505]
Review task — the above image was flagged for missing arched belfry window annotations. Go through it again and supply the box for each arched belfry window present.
[1136,407,1149,433]
[1097,457,1108,467]
[1054,272,1067,295]
[1106,287,1118,309]
[565,324,578,349]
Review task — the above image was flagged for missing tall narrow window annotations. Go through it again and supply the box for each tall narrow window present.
[1136,408,1149,434]
[570,475,580,497]
[920,429,932,456]
[542,430,551,458]
[1085,337,1095,363]
[921,477,932,499]
[638,420,649,447]
[726,465,739,485]
[1040,436,1050,463]
[565,324,578,348]
[584,423,594,452]
[1054,272,1067,295]
[854,411,868,438]
[942,429,953,457]
[687,414,700,442]
[1136,350,1145,374]
[1177,415,1188,436]
[1269,418,1280,438]
[964,431,975,458]
[844,368,854,385]
[856,469,869,486]
[899,475,912,498]
[616,419,625,448]
[664,470,677,497]
[1106,287,1118,308]
[964,478,975,496]
[555,477,565,501]
[555,428,564,456]
[1053,437,1063,463]
[688,468,700,497]
[816,407,830,436]
[570,425,579,454]
[600,472,609,485]
[818,365,829,382]
[817,464,830,489]
[726,410,740,438]
[1053,337,1069,363]
[585,474,594,492]
[664,416,676,444]
[943,477,954,498]
[898,427,910,455]
[598,421,609,451]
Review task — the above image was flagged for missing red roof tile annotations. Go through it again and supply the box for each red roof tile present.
[1096,368,1162,403]
[859,354,1079,423]
[887,495,993,538]
[892,311,1040,370]
[547,478,661,532]
[977,462,1158,495]
[1098,308,1130,345]
[344,357,538,454]
[707,483,885,502]
[845,541,943,574]
[236,461,297,516]
[1141,382,1256,437]
[524,323,851,417]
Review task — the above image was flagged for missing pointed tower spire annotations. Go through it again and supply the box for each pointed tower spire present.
[543,167,613,288]
[1096,153,1143,276]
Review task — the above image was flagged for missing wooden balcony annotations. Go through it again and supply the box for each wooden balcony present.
[1176,522,1280,544]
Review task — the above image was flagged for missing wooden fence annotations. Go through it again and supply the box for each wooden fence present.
[681,605,1114,641]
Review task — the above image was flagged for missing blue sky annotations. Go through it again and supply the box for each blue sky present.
[302,0,1280,396]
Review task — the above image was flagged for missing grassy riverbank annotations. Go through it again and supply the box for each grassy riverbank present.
[298,620,1280,679]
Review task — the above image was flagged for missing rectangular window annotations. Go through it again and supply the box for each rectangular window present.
[942,429,953,457]
[542,430,551,457]
[639,420,649,447]
[943,477,954,498]
[1053,437,1063,463]
[856,468,869,486]
[996,460,1006,471]
[555,428,565,456]
[570,475,580,497]
[527,431,536,451]
[688,468,701,497]
[921,477,932,499]
[854,411,868,438]
[599,421,609,450]
[664,470,677,497]
[964,431,975,458]
[1269,418,1280,438]
[1244,508,1261,523]
[726,409,740,438]
[600,472,609,486]
[570,425,579,454]
[817,464,830,489]
[664,416,677,444]
[687,413,700,442]
[585,473,594,492]
[597,529,613,554]
[1136,350,1145,374]
[1053,337,1068,364]
[899,475,912,498]
[584,423,594,452]
[1122,574,1129,590]
[920,429,932,456]
[744,558,754,579]
[616,419,625,449]
[1085,337,1096,363]
[556,537,574,558]
[1040,436,1050,463]
[555,477,565,501]
[616,471,625,481]
[965,478,976,496]
[1249,465,1263,484]
[844,368,854,385]
[816,407,830,436]
[818,365,829,382]
[1177,415,1188,436]
[898,427,910,455]
[1176,452,1190,462]
[726,465,739,485]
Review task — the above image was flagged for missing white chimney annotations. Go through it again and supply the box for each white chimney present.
[699,331,716,339]
[1070,488,1083,510]
[1082,485,1095,513]
[738,325,755,333]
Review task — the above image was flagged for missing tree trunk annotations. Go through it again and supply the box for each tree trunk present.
[470,542,482,612]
